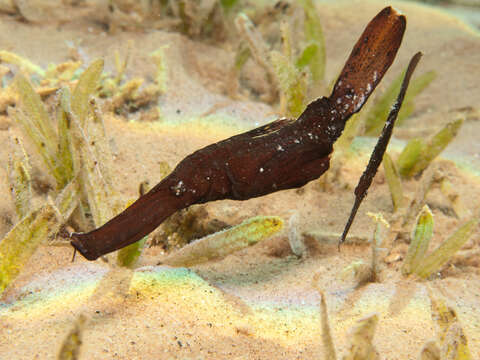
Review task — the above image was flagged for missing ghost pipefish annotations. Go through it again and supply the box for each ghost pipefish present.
[71,7,411,260]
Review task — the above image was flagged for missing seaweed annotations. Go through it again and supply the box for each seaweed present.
[59,62,126,233]
[117,187,152,268]
[341,213,389,285]
[44,61,82,85]
[160,216,283,267]
[364,68,436,136]
[234,1,326,114]
[220,0,240,13]
[0,180,78,294]
[395,138,425,178]
[343,314,379,360]
[402,205,434,276]
[150,46,169,95]
[227,44,251,98]
[9,59,135,270]
[2,45,163,119]
[297,0,326,84]
[71,60,104,126]
[397,119,463,178]
[57,314,87,360]
[415,218,478,279]
[401,164,440,230]
[12,74,65,187]
[385,161,452,248]
[0,202,57,293]
[171,0,230,40]
[426,289,472,359]
[116,235,146,268]
[420,341,441,360]
[0,65,17,113]
[387,161,466,252]
[382,152,404,212]
[56,89,75,189]
[401,205,478,279]
[367,212,389,282]
[270,21,307,117]
[313,276,472,359]
[7,137,32,219]
[314,276,380,359]
[440,178,470,219]
[0,50,88,97]
[312,274,337,359]
[101,44,166,116]
[10,61,107,195]
[234,12,278,102]
[0,50,46,77]
[287,212,306,257]
[340,260,373,288]
[331,113,363,161]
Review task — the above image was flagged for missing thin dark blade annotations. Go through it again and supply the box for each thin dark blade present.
[339,52,423,245]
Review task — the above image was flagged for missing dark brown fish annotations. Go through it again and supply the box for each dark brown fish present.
[71,7,407,260]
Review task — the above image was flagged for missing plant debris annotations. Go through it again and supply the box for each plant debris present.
[160,215,283,267]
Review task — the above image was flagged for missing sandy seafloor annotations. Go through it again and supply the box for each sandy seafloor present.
[0,0,479,359]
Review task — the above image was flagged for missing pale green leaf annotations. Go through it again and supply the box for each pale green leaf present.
[117,198,147,268]
[150,46,169,93]
[416,218,478,278]
[9,106,64,188]
[233,45,250,71]
[71,59,104,126]
[162,216,284,267]
[270,50,306,117]
[14,75,60,184]
[397,138,425,178]
[69,72,120,227]
[15,74,56,143]
[0,201,58,294]
[397,71,437,126]
[7,139,32,219]
[332,113,362,162]
[295,42,319,70]
[0,178,78,293]
[409,119,463,177]
[117,237,147,268]
[402,205,433,275]
[383,152,403,212]
[55,179,79,219]
[0,50,45,77]
[220,0,239,12]
[298,0,325,82]
[56,88,75,189]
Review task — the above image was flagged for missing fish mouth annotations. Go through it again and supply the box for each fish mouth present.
[70,233,101,261]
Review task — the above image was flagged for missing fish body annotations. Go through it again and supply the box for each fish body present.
[71,7,406,260]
